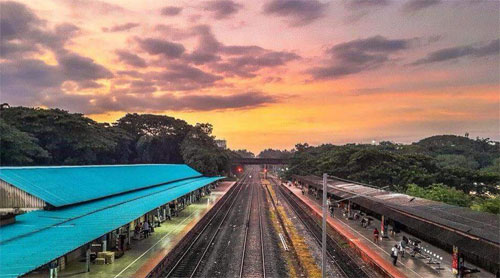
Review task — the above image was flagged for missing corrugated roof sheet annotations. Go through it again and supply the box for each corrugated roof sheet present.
[0,164,202,207]
[293,175,500,244]
[0,176,222,277]
[294,174,500,271]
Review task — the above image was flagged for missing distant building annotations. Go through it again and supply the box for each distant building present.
[215,139,227,149]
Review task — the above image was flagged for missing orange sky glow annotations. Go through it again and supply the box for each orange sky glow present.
[1,0,499,153]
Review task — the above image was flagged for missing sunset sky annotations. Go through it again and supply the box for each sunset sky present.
[1,0,499,153]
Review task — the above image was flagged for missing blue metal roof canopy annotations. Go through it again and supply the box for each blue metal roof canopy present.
[0,164,202,207]
[0,176,223,277]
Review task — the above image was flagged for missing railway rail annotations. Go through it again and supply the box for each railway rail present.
[157,170,271,278]
[240,176,266,278]
[162,173,249,278]
[270,178,379,278]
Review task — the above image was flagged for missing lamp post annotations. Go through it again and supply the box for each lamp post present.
[322,173,327,278]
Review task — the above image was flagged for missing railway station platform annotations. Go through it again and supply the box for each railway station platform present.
[24,181,235,278]
[280,182,494,278]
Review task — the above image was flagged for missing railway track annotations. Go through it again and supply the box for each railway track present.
[271,178,378,278]
[240,176,266,278]
[163,173,249,278]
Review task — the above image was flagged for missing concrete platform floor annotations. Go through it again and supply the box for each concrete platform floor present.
[285,183,494,278]
[25,181,235,278]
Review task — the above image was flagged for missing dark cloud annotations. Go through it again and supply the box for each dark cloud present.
[211,51,300,78]
[185,51,221,65]
[102,22,139,32]
[221,45,266,55]
[401,0,440,13]
[43,91,278,114]
[1,59,62,97]
[182,25,263,65]
[161,6,183,16]
[330,36,411,53]
[172,92,278,111]
[412,39,500,65]
[0,6,113,113]
[191,25,222,53]
[262,0,328,26]
[0,40,39,58]
[77,80,104,89]
[154,24,195,41]
[203,0,243,19]
[0,1,42,39]
[182,25,299,76]
[115,50,147,68]
[344,0,391,10]
[308,36,413,79]
[151,64,223,91]
[0,1,80,55]
[92,91,278,113]
[112,80,157,95]
[0,54,112,108]
[137,38,185,58]
[57,52,114,81]
[342,0,391,23]
[0,3,114,106]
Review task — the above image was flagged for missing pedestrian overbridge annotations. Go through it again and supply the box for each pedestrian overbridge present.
[230,158,289,165]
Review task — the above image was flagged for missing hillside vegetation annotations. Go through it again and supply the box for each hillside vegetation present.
[285,137,499,214]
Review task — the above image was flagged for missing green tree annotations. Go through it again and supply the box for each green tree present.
[471,197,500,214]
[0,107,118,165]
[180,123,228,176]
[0,119,49,165]
[406,183,472,207]
[115,113,191,163]
[233,149,255,158]
[258,148,292,159]
[435,154,479,170]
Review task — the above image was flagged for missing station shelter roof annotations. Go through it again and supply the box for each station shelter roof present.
[293,174,500,268]
[0,164,201,207]
[0,164,222,277]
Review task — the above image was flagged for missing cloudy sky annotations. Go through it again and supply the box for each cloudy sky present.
[1,0,499,152]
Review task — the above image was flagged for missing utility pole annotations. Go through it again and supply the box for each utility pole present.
[322,173,327,278]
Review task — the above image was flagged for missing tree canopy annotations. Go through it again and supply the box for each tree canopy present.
[0,106,236,176]
[284,136,499,213]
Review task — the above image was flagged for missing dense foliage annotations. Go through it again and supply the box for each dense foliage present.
[285,137,500,213]
[233,149,255,158]
[0,106,236,176]
[257,148,293,159]
[2,106,498,213]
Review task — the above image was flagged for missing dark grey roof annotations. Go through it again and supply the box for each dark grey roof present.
[293,174,500,247]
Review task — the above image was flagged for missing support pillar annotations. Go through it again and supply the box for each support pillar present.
[381,215,385,238]
[321,173,327,278]
[127,223,131,247]
[347,200,351,219]
[102,234,107,252]
[49,260,58,278]
[85,246,91,273]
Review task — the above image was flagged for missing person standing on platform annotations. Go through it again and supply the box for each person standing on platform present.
[391,244,399,266]
[373,228,380,243]
[399,240,406,258]
[143,221,150,238]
